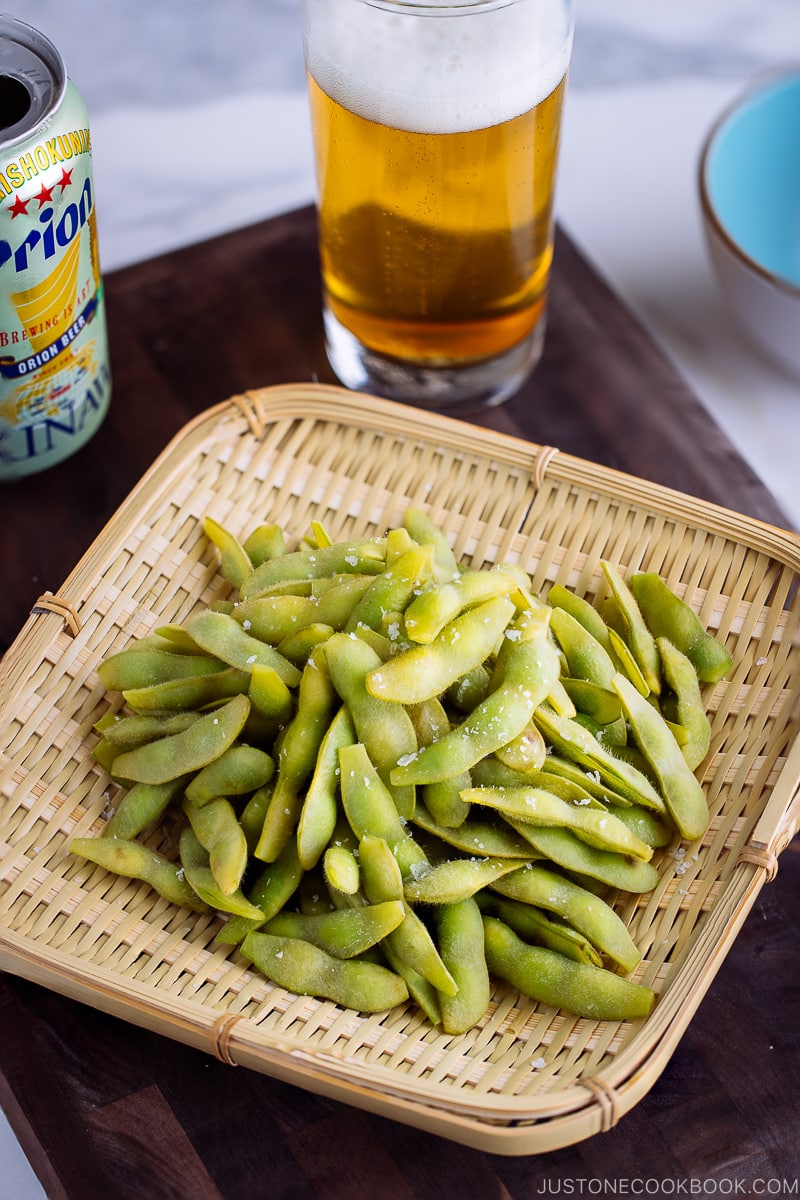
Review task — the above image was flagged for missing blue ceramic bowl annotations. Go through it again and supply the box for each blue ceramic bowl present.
[699,69,800,376]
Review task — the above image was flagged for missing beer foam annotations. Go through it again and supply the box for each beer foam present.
[304,0,572,134]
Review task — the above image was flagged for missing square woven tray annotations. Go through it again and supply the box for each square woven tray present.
[1,383,798,1154]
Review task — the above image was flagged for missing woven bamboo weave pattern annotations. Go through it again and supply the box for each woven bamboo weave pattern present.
[0,384,798,1154]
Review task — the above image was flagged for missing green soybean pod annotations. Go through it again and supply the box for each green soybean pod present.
[183,796,249,896]
[478,893,603,966]
[433,897,491,1034]
[97,645,226,692]
[365,596,516,706]
[111,694,252,784]
[411,802,535,860]
[611,672,709,842]
[297,706,357,870]
[70,837,210,913]
[601,561,661,695]
[403,563,529,645]
[547,584,614,652]
[254,649,337,863]
[344,544,435,634]
[391,633,561,787]
[179,826,265,920]
[549,606,617,690]
[102,777,188,841]
[402,508,460,580]
[203,516,253,590]
[184,744,275,806]
[185,610,301,688]
[323,845,361,895]
[243,522,287,566]
[533,706,665,813]
[263,900,405,959]
[483,916,655,1021]
[507,822,661,894]
[630,572,733,683]
[358,835,458,997]
[215,838,304,946]
[656,636,712,770]
[338,743,428,878]
[403,856,522,906]
[241,932,409,1012]
[491,863,642,973]
[408,698,471,829]
[100,711,200,750]
[240,539,387,600]
[461,786,653,862]
[122,667,250,713]
[324,632,417,819]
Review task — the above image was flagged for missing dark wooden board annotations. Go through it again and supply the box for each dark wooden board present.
[0,206,797,1197]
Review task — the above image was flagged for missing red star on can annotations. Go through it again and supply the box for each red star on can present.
[34,181,55,207]
[7,193,30,218]
[56,167,73,191]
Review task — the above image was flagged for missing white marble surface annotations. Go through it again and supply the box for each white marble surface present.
[1,1,799,1193]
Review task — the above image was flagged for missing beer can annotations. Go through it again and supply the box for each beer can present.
[0,15,111,480]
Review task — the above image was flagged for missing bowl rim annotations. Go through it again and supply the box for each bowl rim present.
[698,65,800,300]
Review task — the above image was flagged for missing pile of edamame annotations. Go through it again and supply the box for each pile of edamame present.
[71,509,732,1031]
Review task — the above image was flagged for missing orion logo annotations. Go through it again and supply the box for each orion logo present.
[0,176,93,275]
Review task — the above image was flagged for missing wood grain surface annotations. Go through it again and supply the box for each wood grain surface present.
[0,206,797,1198]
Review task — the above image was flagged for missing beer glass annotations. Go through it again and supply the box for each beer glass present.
[302,0,574,411]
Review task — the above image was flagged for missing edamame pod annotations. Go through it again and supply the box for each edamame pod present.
[391,634,560,786]
[533,707,665,812]
[366,596,515,705]
[491,863,642,972]
[243,522,286,566]
[434,898,491,1035]
[100,711,200,750]
[183,796,249,895]
[184,744,275,806]
[297,706,356,870]
[185,610,301,687]
[111,695,251,784]
[122,667,250,712]
[324,632,417,818]
[255,649,337,862]
[203,516,253,590]
[656,637,712,770]
[403,856,522,906]
[483,916,655,1021]
[98,646,226,692]
[179,826,264,920]
[263,900,405,958]
[240,539,387,599]
[630,572,733,683]
[478,893,603,966]
[601,561,661,695]
[338,743,428,878]
[241,932,409,1011]
[403,564,529,644]
[611,672,709,841]
[461,786,653,861]
[507,822,661,893]
[411,803,535,860]
[102,777,187,841]
[358,835,458,997]
[344,544,435,634]
[215,838,303,946]
[70,836,209,913]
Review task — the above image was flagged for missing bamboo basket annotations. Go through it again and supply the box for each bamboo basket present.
[1,383,798,1155]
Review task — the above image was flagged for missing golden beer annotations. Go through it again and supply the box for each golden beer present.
[303,0,573,407]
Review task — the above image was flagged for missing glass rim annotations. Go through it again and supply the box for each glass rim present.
[363,0,570,16]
